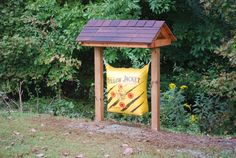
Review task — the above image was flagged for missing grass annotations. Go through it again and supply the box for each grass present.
[0,112,186,158]
[0,111,235,158]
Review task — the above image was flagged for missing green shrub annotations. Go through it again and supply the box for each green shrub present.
[160,83,190,128]
[24,98,94,119]
[192,93,234,134]
[0,0,84,96]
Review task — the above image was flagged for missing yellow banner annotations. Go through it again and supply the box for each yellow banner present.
[106,64,149,116]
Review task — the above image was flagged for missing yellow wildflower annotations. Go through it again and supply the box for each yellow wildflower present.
[180,85,188,90]
[184,103,191,110]
[190,115,198,123]
[169,83,176,90]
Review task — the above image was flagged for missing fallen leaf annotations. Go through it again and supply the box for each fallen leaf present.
[123,147,133,156]
[13,131,20,135]
[75,154,84,158]
[32,147,40,153]
[121,144,129,147]
[17,153,24,158]
[104,154,110,158]
[11,141,15,146]
[36,153,44,158]
[41,146,48,151]
[63,132,70,136]
[31,128,37,133]
[62,151,70,156]
[142,139,150,142]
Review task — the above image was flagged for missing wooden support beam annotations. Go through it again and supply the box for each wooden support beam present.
[149,39,171,48]
[151,48,161,131]
[94,47,104,121]
[80,41,172,48]
[80,42,149,48]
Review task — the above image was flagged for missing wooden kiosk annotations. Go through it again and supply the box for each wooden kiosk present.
[76,20,176,131]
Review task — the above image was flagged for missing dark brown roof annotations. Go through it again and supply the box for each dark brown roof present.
[76,20,176,48]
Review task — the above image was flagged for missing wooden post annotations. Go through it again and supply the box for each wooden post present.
[94,47,104,121]
[151,48,160,131]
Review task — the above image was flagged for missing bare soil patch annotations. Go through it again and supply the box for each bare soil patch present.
[32,115,236,152]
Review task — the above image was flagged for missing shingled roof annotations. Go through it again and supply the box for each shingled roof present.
[76,20,176,48]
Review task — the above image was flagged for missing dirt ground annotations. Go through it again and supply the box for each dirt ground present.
[32,115,236,157]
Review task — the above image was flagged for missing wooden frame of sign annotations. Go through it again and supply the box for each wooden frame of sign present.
[77,20,176,131]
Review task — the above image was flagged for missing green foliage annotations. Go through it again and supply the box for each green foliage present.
[121,48,151,68]
[192,93,234,134]
[171,19,223,62]
[49,99,77,117]
[171,67,203,100]
[215,35,236,67]
[148,0,175,14]
[0,0,26,38]
[104,48,151,68]
[84,0,141,19]
[24,98,95,119]
[201,72,236,103]
[0,0,85,95]
[200,0,236,26]
[0,35,41,92]
[23,0,84,87]
[160,84,190,128]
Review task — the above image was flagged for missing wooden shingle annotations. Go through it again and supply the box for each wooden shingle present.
[76,20,176,48]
